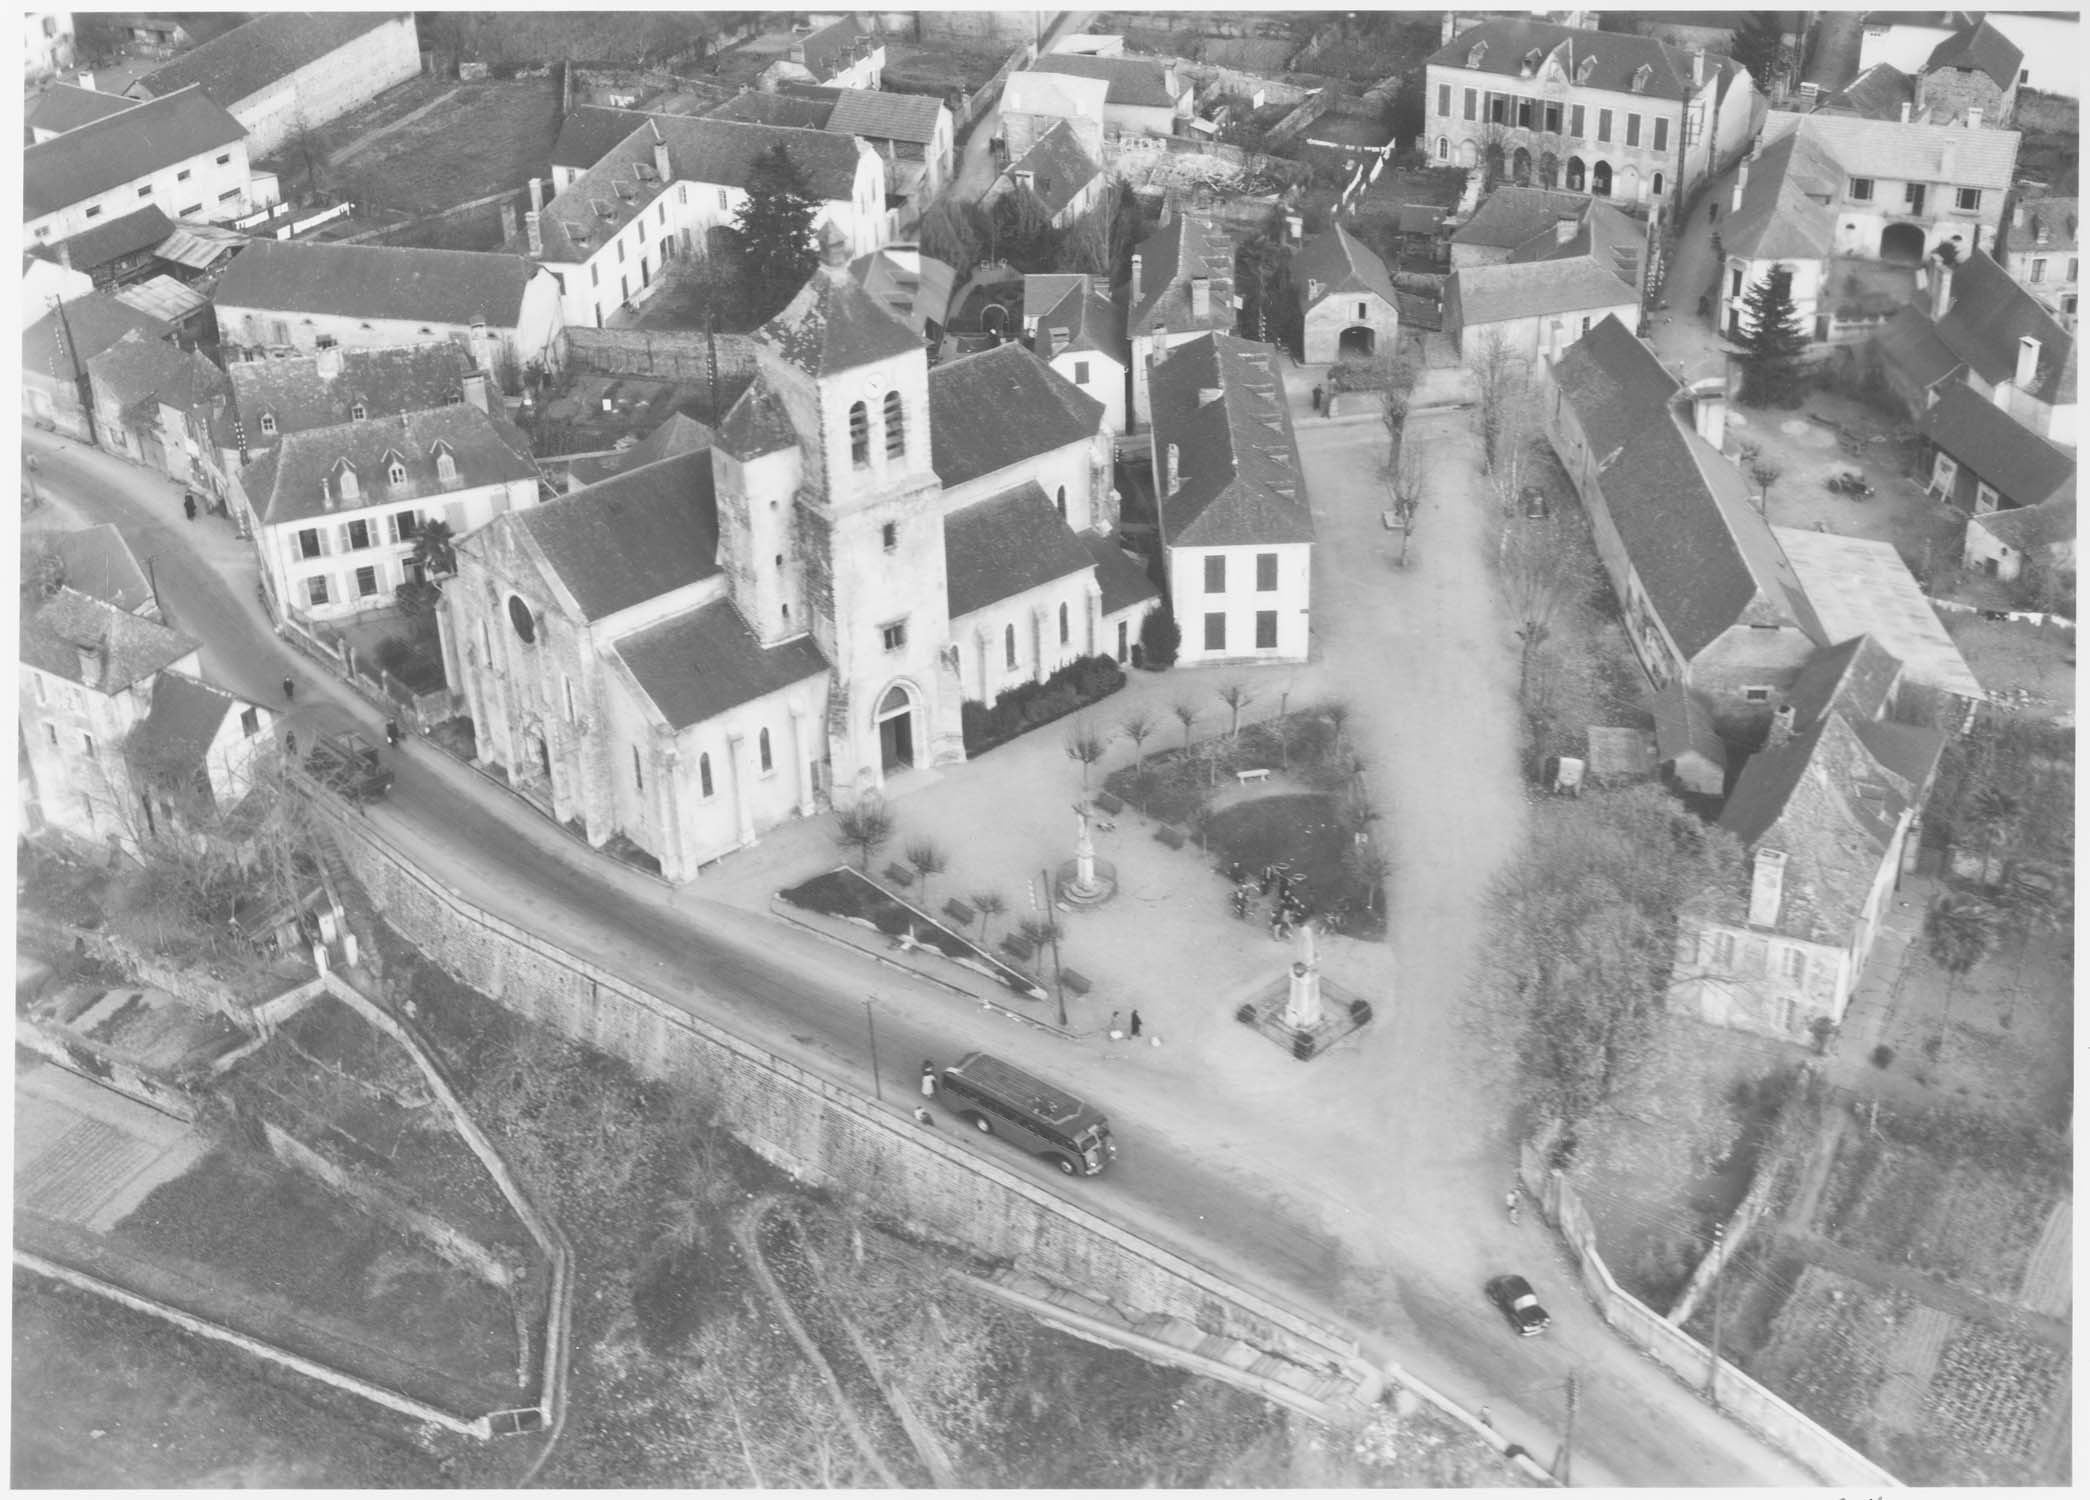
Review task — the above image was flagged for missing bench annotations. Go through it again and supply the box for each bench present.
[1154,825,1186,850]
[1093,791,1124,817]
[1058,968,1091,997]
[882,862,914,887]
[1235,768,1272,785]
[1000,933,1035,962]
[943,898,975,927]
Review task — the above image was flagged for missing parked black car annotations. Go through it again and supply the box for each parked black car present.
[1485,1274,1552,1337]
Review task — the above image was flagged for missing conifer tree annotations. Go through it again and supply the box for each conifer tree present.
[731,144,820,311]
[1737,264,1809,406]
[1726,13,1788,93]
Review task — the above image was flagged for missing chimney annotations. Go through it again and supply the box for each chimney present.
[1131,253,1143,307]
[525,210,543,258]
[1731,158,1749,214]
[1693,48,1706,87]
[528,177,544,215]
[499,201,518,243]
[1555,215,1577,244]
[74,643,103,690]
[1931,258,1954,320]
[1900,100,1912,123]
[1165,442,1181,495]
[1191,276,1211,317]
[1765,702,1797,749]
[316,345,341,380]
[56,239,72,271]
[1692,383,1727,449]
[2015,335,2042,390]
[653,137,672,184]
[2012,200,2026,230]
[1967,107,1982,131]
[461,370,490,413]
[1442,13,1457,46]
[77,70,94,92]
[1747,847,1788,928]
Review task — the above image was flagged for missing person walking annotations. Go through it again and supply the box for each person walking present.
[284,729,297,758]
[1108,1009,1123,1040]
[1128,1010,1143,1037]
[282,675,296,702]
[182,493,197,521]
[384,718,402,748]
[919,1060,937,1100]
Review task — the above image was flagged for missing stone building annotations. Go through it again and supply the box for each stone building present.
[24,85,258,245]
[1909,18,2022,127]
[1444,197,1640,366]
[1293,224,1401,364]
[1125,211,1236,431]
[441,242,1155,881]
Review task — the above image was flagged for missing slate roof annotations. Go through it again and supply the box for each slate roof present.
[132,672,246,784]
[551,106,652,172]
[1971,492,2075,552]
[27,84,138,137]
[47,525,154,615]
[613,598,829,731]
[1652,681,1727,769]
[1798,112,2021,191]
[227,344,471,442]
[1773,527,1987,700]
[47,205,175,275]
[559,411,715,488]
[1006,119,1101,219]
[136,12,403,110]
[1001,70,1110,124]
[21,587,196,690]
[213,238,536,327]
[1923,18,2023,89]
[1034,277,1126,361]
[243,405,539,528]
[1931,248,2076,404]
[1293,223,1399,311]
[1447,253,1637,328]
[1873,303,1961,393]
[1721,121,1840,261]
[1551,316,1823,659]
[928,342,1103,491]
[851,248,955,335]
[943,483,1097,618]
[1127,212,1235,339]
[24,87,246,222]
[715,377,800,461]
[1817,62,1917,119]
[710,91,836,129]
[1919,383,2077,509]
[87,329,229,416]
[1081,532,1161,615]
[1431,19,1703,101]
[2007,196,2078,255]
[795,14,882,80]
[1783,633,1905,730]
[1150,332,1313,549]
[1031,53,1181,110]
[825,87,944,144]
[758,260,923,380]
[1451,186,1592,250]
[512,450,720,622]
[22,294,174,382]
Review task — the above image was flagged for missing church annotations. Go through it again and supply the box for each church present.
[440,239,1157,881]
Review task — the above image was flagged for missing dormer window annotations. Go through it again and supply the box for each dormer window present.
[1576,55,1597,84]
[336,464,360,502]
[432,441,457,483]
[1522,47,1542,77]
[351,402,367,421]
[1631,63,1652,92]
[1466,40,1487,68]
[259,412,277,435]
[387,459,406,486]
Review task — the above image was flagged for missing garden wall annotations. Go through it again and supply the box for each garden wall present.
[325,813,1374,1382]
[557,326,761,386]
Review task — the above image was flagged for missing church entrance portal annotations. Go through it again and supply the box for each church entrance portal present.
[875,684,915,773]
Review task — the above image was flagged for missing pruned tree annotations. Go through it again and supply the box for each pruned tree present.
[970,890,1007,945]
[1748,458,1782,515]
[1172,700,1201,749]
[1377,343,1422,452]
[1063,720,1107,793]
[1385,429,1426,566]
[1472,784,1746,1156]
[1215,681,1255,739]
[832,795,894,872]
[1494,506,1596,705]
[1736,265,1810,407]
[1472,330,1533,473]
[731,143,821,311]
[1117,708,1156,773]
[904,836,948,910]
[1139,606,1181,668]
[1323,700,1352,761]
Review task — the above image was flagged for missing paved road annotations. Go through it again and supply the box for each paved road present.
[26,415,1824,1486]
[948,10,1091,204]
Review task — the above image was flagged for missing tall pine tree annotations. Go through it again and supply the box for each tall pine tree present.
[1737,264,1810,406]
[730,144,820,314]
[1726,13,1788,94]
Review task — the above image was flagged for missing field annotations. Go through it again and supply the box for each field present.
[882,41,1013,96]
[316,77,561,225]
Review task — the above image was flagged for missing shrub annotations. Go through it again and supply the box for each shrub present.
[962,654,1128,756]
[1236,1002,1259,1025]
[1349,998,1373,1024]
[1870,1044,1895,1069]
[1140,607,1181,669]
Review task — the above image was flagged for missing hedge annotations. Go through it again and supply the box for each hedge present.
[961,654,1126,756]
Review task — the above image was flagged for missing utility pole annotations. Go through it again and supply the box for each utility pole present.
[706,310,720,423]
[861,996,883,1101]
[1558,1372,1579,1485]
[51,295,99,449]
[1707,1221,1727,1407]
[1038,865,1067,1027]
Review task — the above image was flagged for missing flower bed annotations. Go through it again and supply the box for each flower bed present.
[778,867,1045,999]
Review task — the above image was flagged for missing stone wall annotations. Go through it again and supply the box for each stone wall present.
[329,814,1371,1375]
[557,326,761,386]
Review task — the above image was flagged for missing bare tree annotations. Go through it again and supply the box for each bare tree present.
[1215,681,1255,738]
[1494,509,1595,705]
[1323,700,1352,762]
[1063,720,1107,793]
[1385,432,1427,567]
[904,836,948,910]
[1377,343,1422,453]
[833,795,894,872]
[970,890,1007,946]
[1117,708,1156,773]
[1172,699,1201,749]
[1472,331,1534,474]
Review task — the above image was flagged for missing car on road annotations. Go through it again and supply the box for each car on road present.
[303,730,393,805]
[1485,1274,1551,1337]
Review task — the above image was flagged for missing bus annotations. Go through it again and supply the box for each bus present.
[938,1052,1116,1177]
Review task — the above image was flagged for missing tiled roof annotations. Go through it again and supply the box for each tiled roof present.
[851,248,955,335]
[246,405,538,528]
[1721,121,1840,261]
[24,86,246,222]
[1447,254,1638,327]
[1783,633,1904,730]
[1023,272,1088,324]
[1127,212,1235,338]
[1034,277,1125,361]
[48,204,175,274]
[21,587,196,690]
[795,14,882,79]
[559,411,715,488]
[213,238,536,327]
[132,672,246,785]
[87,329,229,416]
[1551,316,1822,658]
[1150,332,1313,549]
[1919,383,2077,509]
[227,344,470,443]
[669,115,863,200]
[513,450,720,622]
[710,91,836,129]
[1451,186,1591,250]
[758,260,923,380]
[1816,62,1916,120]
[1001,70,1110,123]
[826,87,944,144]
[1031,53,1181,110]
[1081,532,1161,615]
[1773,528,1987,700]
[1931,248,2076,404]
[943,483,1097,618]
[928,342,1103,491]
[714,377,800,461]
[1507,197,1642,276]
[22,293,174,381]
[1798,112,2021,191]
[137,12,403,109]
[1293,223,1399,310]
[47,525,154,615]
[1873,303,1961,393]
[1971,492,2075,552]
[1652,681,1726,768]
[1006,119,1101,219]
[1431,19,1702,101]
[551,106,652,171]
[27,84,138,136]
[2007,196,2078,256]
[1923,18,2023,90]
[614,597,829,731]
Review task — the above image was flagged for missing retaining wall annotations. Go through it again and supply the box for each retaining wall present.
[330,816,1368,1375]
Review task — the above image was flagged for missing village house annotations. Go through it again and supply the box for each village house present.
[211,239,566,391]
[1994,196,2078,327]
[1859,10,2076,101]
[234,400,541,626]
[1030,50,1195,141]
[38,204,175,290]
[1652,681,1728,797]
[440,240,1154,882]
[1906,17,2022,126]
[999,69,1109,165]
[22,290,174,440]
[1451,185,1593,267]
[221,343,476,472]
[125,11,422,157]
[703,83,955,230]
[1445,195,1641,366]
[549,106,651,193]
[20,586,275,850]
[38,524,161,620]
[26,82,136,142]
[25,85,265,245]
[26,11,75,81]
[1543,315,1823,728]
[1625,11,1810,59]
[1962,489,2076,584]
[516,115,887,331]
[1023,273,1129,434]
[1873,247,2076,444]
[1424,16,1761,207]
[85,327,232,498]
[995,118,1107,230]
[851,245,955,349]
[1149,332,1314,667]
[1125,211,1237,431]
[1293,223,1401,364]
[1919,382,2077,516]
[774,14,885,92]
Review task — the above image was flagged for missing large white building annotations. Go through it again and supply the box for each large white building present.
[439,241,1156,881]
[24,85,261,244]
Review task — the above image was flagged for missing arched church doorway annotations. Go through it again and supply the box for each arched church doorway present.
[875,683,915,773]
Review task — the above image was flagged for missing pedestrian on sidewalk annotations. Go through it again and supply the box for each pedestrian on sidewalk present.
[284,730,297,758]
[1129,1010,1143,1037]
[282,675,296,702]
[914,1106,936,1127]
[920,1060,937,1099]
[385,718,402,748]
[1108,1009,1123,1040]
[182,492,197,521]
